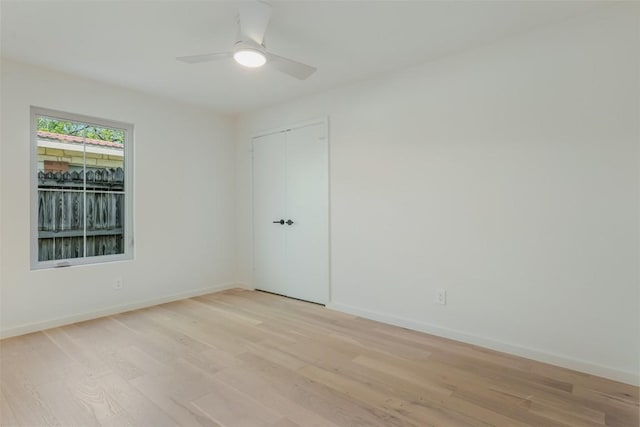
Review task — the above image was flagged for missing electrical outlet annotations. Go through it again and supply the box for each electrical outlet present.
[114,277,123,290]
[435,289,446,305]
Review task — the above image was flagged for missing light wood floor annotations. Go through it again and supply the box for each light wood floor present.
[1,289,638,427]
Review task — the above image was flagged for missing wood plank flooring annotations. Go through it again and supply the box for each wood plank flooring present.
[1,288,638,426]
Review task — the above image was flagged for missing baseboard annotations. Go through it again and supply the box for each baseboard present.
[326,301,640,387]
[0,283,242,339]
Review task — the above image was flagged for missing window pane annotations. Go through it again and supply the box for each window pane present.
[37,117,88,261]
[85,123,125,258]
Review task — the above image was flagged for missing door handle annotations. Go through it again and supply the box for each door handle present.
[273,219,285,225]
[286,219,294,225]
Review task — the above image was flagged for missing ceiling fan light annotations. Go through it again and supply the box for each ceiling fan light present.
[233,49,266,68]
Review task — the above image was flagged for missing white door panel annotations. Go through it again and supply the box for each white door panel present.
[252,132,287,296]
[285,124,329,303]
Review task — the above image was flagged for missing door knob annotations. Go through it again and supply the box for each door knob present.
[273,219,285,225]
[286,219,294,225]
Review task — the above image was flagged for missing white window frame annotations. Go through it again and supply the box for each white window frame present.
[30,106,134,270]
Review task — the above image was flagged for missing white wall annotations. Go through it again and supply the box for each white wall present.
[0,60,237,336]
[236,6,640,384]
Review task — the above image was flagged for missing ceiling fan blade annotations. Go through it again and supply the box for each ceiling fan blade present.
[267,52,317,80]
[176,52,232,64]
[238,1,272,46]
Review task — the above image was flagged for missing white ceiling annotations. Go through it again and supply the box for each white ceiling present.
[1,1,604,114]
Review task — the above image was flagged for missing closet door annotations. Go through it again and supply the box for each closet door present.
[252,121,329,304]
[252,131,288,297]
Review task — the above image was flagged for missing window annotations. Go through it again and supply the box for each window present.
[31,107,133,269]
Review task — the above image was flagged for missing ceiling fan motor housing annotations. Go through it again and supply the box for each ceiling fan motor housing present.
[234,39,266,54]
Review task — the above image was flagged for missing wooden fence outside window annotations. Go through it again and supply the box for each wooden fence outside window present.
[37,167,125,261]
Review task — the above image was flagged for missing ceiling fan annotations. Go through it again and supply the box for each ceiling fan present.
[176,1,316,80]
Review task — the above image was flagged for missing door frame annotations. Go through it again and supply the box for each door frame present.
[250,117,331,304]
